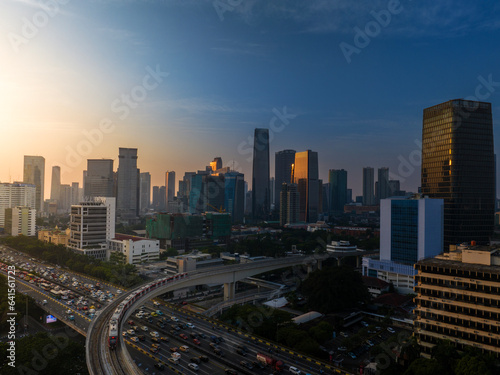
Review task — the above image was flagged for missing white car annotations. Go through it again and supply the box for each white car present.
[188,362,199,371]
[127,329,135,335]
[171,316,179,322]
[289,366,302,375]
[141,326,148,331]
[186,323,195,329]
[151,331,159,338]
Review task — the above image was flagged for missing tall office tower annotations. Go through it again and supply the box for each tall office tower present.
[189,171,209,214]
[50,166,61,202]
[165,171,176,204]
[71,182,79,205]
[204,174,225,212]
[5,207,36,236]
[68,197,116,260]
[152,186,160,210]
[224,171,245,223]
[377,167,390,202]
[210,157,223,172]
[159,186,166,211]
[347,189,353,204]
[388,180,401,196]
[274,150,296,213]
[279,183,299,226]
[23,155,45,212]
[329,169,348,214]
[270,177,275,207]
[140,172,151,214]
[116,148,139,221]
[362,167,375,206]
[252,128,270,220]
[294,150,319,223]
[421,99,495,248]
[0,183,36,227]
[322,183,330,214]
[59,184,72,213]
[84,159,114,198]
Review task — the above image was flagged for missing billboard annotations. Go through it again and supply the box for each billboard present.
[46,315,57,324]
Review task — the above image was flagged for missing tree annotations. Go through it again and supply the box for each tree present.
[455,354,492,375]
[403,358,444,375]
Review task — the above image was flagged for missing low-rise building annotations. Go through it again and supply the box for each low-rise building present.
[108,233,160,264]
[414,244,500,357]
[165,251,223,274]
[38,227,70,246]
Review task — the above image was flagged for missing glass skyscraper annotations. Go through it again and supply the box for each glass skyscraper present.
[23,155,45,212]
[274,149,296,213]
[294,150,319,223]
[329,169,348,214]
[252,128,270,220]
[224,171,245,223]
[84,159,114,198]
[362,167,374,206]
[421,99,495,249]
[116,148,139,221]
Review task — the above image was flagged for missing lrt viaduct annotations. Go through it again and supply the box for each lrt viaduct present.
[87,251,373,374]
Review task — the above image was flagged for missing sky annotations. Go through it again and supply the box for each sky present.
[1,0,500,198]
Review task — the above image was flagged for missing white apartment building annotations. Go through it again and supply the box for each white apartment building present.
[5,206,36,236]
[108,233,159,264]
[0,183,36,228]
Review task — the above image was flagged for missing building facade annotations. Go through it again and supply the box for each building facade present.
[116,148,139,221]
[5,206,36,236]
[0,183,36,228]
[274,149,296,213]
[84,159,114,198]
[294,150,319,223]
[50,166,61,202]
[329,169,348,214]
[224,171,245,223]
[362,167,374,206]
[414,246,500,357]
[108,233,159,264]
[140,172,151,214]
[23,155,45,212]
[421,99,495,249]
[252,128,270,220]
[165,171,176,204]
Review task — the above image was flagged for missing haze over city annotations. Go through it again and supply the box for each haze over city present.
[1,0,500,196]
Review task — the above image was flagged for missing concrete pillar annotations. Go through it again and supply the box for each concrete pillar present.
[356,256,360,268]
[337,257,342,267]
[223,282,235,301]
[317,260,323,270]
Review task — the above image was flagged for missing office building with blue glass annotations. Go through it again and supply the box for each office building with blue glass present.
[362,195,443,293]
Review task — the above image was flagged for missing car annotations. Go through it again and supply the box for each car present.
[137,335,145,341]
[151,331,159,337]
[193,338,201,345]
[387,327,395,333]
[171,316,179,322]
[198,333,207,339]
[151,337,160,343]
[180,345,189,352]
[154,362,164,371]
[130,336,139,342]
[224,369,237,375]
[199,355,209,362]
[147,318,153,323]
[217,336,225,343]
[190,357,201,364]
[152,343,160,349]
[127,329,135,335]
[149,347,159,353]
[170,347,178,352]
[348,352,357,359]
[361,321,369,327]
[141,326,148,331]
[179,333,188,339]
[122,332,128,337]
[338,346,347,351]
[340,332,349,338]
[214,348,223,356]
[182,301,188,305]
[160,337,169,342]
[190,332,198,338]
[186,323,195,329]
[168,357,179,365]
[239,361,253,370]
[366,340,374,347]
[156,310,163,315]
[153,301,160,306]
[127,320,134,325]
[151,312,158,317]
[188,362,199,371]
[236,348,246,356]
[289,366,302,375]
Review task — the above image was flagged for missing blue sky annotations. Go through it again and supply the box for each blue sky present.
[1,0,500,197]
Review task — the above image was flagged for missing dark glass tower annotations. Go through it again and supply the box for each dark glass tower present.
[421,99,494,249]
[252,128,270,220]
[329,169,348,214]
[294,150,319,223]
[274,150,296,213]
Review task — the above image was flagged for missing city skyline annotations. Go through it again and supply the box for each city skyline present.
[1,1,500,199]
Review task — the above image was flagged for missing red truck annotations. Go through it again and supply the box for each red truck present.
[256,353,284,371]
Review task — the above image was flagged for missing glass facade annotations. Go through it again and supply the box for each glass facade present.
[391,199,418,264]
[329,169,348,213]
[252,128,270,219]
[294,150,319,223]
[421,100,494,249]
[274,150,296,212]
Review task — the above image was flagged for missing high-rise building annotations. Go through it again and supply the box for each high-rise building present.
[5,206,36,236]
[414,246,500,357]
[274,149,296,213]
[421,99,495,249]
[210,157,222,172]
[116,148,139,221]
[59,184,72,213]
[165,171,176,204]
[140,172,151,214]
[152,186,160,210]
[84,159,114,198]
[280,183,299,226]
[388,180,401,197]
[294,150,319,223]
[377,167,390,202]
[23,155,45,212]
[159,186,166,211]
[71,182,80,205]
[68,197,116,260]
[329,169,348,214]
[50,166,61,202]
[224,171,245,223]
[270,177,275,207]
[362,195,444,293]
[362,167,374,206]
[0,183,36,227]
[252,128,270,220]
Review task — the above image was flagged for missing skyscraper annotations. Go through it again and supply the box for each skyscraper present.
[84,159,114,198]
[210,157,222,172]
[0,183,36,227]
[294,150,319,223]
[280,182,299,226]
[50,166,61,202]
[165,171,176,204]
[421,99,495,248]
[140,172,151,214]
[377,167,390,202]
[329,169,348,214]
[224,171,245,223]
[362,167,374,206]
[23,155,45,212]
[116,148,139,221]
[252,128,270,220]
[274,149,296,212]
